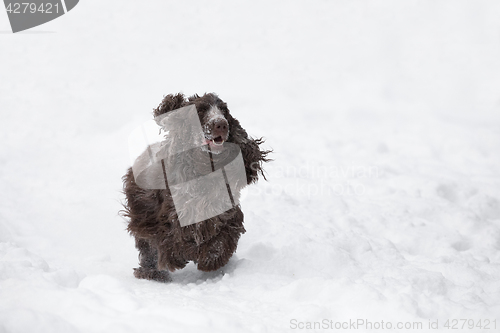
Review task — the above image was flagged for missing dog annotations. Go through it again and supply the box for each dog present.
[122,93,270,282]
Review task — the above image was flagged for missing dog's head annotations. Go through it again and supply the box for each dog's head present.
[154,93,248,154]
[186,93,230,154]
[153,92,270,185]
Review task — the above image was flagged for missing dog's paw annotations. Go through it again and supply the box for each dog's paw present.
[133,267,172,283]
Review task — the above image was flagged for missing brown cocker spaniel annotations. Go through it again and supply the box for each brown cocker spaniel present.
[122,93,270,282]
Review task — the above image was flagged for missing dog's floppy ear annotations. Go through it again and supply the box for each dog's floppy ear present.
[239,136,272,184]
[226,112,272,184]
[153,93,186,119]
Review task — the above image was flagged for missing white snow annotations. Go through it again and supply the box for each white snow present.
[1,1,500,332]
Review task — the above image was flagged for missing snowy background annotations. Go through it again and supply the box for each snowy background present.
[1,1,500,332]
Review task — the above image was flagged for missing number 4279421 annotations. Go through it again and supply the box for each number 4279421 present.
[5,3,60,14]
[444,319,497,330]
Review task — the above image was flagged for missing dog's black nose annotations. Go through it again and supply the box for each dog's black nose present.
[211,118,229,138]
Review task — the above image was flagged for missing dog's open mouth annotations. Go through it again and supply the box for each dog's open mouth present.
[212,136,224,146]
[204,136,225,152]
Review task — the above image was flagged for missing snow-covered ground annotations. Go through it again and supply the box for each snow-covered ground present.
[1,1,500,332]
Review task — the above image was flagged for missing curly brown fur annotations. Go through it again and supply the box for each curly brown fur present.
[122,93,271,282]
